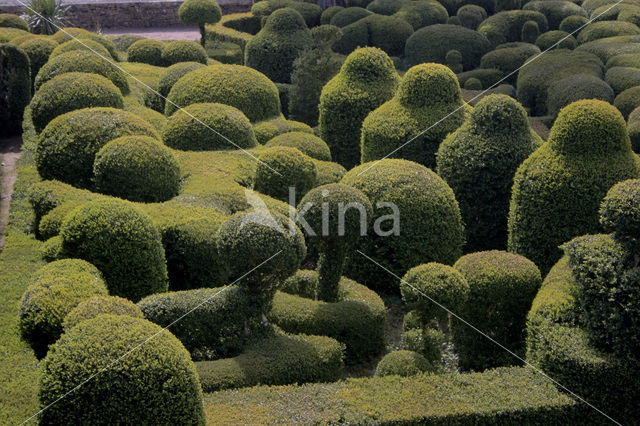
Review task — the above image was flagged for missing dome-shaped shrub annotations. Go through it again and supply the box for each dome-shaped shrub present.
[0,13,29,31]
[627,104,640,152]
[523,0,587,30]
[463,77,482,89]
[393,1,448,30]
[19,259,107,358]
[546,74,614,117]
[18,37,58,82]
[405,24,491,70]
[63,295,143,330]
[157,61,205,100]
[577,21,640,44]
[457,4,487,30]
[36,107,159,188]
[0,43,31,137]
[605,66,640,94]
[400,326,444,364]
[452,250,541,370]
[508,100,640,273]
[162,40,208,66]
[329,7,372,27]
[50,28,118,60]
[265,131,331,161]
[535,30,576,50]
[361,63,466,168]
[253,118,313,144]
[60,198,168,301]
[319,47,399,169]
[437,94,540,252]
[35,50,129,94]
[374,350,433,377]
[607,53,640,70]
[321,6,344,25]
[50,38,110,59]
[245,8,313,84]
[478,10,549,47]
[559,14,588,33]
[31,72,124,133]
[39,315,205,424]
[333,14,414,56]
[254,146,317,202]
[480,42,540,85]
[93,136,181,202]
[520,20,540,44]
[127,38,165,66]
[600,178,640,246]
[341,159,464,291]
[165,64,281,121]
[614,85,640,121]
[162,102,257,151]
[41,235,63,262]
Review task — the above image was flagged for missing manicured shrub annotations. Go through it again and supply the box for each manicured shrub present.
[605,66,640,94]
[559,14,588,33]
[606,52,640,69]
[178,0,222,46]
[546,74,614,117]
[463,76,482,89]
[445,49,463,73]
[127,38,165,66]
[437,95,540,252]
[341,159,464,291]
[599,179,640,249]
[508,100,640,273]
[458,67,504,88]
[0,27,29,42]
[452,250,541,371]
[39,315,205,425]
[110,34,146,51]
[41,235,63,262]
[50,28,119,60]
[17,37,58,83]
[50,38,110,59]
[318,47,399,169]
[165,64,281,121]
[265,131,331,161]
[0,13,29,31]
[576,34,640,63]
[534,30,576,50]
[321,6,344,24]
[480,42,540,84]
[254,146,317,202]
[393,1,448,30]
[577,21,640,44]
[0,43,31,137]
[162,102,256,151]
[523,0,587,30]
[60,198,168,301]
[400,326,444,364]
[627,104,640,152]
[457,4,487,29]
[50,27,92,43]
[375,350,433,377]
[30,72,124,133]
[36,107,159,188]
[521,20,540,43]
[361,63,466,168]
[63,295,143,330]
[478,10,549,46]
[329,7,372,27]
[405,24,491,70]
[253,118,313,144]
[35,50,129,94]
[153,61,205,111]
[314,159,348,186]
[93,136,181,202]
[161,40,208,66]
[333,14,414,56]
[18,259,107,358]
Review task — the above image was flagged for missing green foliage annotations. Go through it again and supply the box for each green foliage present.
[480,42,540,84]
[0,43,31,137]
[606,52,640,69]
[30,72,124,133]
[600,179,640,248]
[627,104,640,152]
[50,28,118,60]
[314,159,347,186]
[36,107,159,188]
[254,146,316,202]
[40,235,63,261]
[375,350,433,377]
[457,4,487,29]
[361,63,466,168]
[457,67,504,88]
[163,102,256,151]
[165,64,281,122]
[478,10,549,46]
[253,117,313,144]
[162,40,208,65]
[333,14,414,56]
[521,20,539,43]
[251,0,322,28]
[329,7,372,27]
[523,0,587,29]
[341,159,464,291]
[265,131,331,161]
[464,76,482,89]
[577,20,640,44]
[605,65,640,94]
[400,326,444,364]
[452,250,541,371]
[127,38,165,66]
[17,37,57,85]
[63,295,143,330]
[535,30,576,50]
[39,315,205,425]
[394,1,449,30]
[156,61,205,111]
[0,13,29,31]
[60,198,168,301]
[109,34,145,51]
[546,74,614,117]
[178,0,222,26]
[321,6,344,25]
[49,38,110,59]
[445,49,463,73]
[559,14,588,33]
[205,13,255,52]
[0,27,29,42]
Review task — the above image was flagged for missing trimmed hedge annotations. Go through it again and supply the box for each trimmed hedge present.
[393,1,449,30]
[457,67,504,88]
[254,146,317,202]
[576,34,640,63]
[39,315,205,425]
[329,7,372,27]
[600,178,640,247]
[127,38,165,66]
[253,118,313,144]
[156,61,205,111]
[0,27,29,42]
[314,159,347,185]
[523,1,587,30]
[0,43,31,137]
[546,74,614,117]
[49,28,118,60]
[627,104,640,152]
[17,37,58,83]
[333,14,414,56]
[50,38,110,59]
[375,350,433,377]
[478,10,549,46]
[605,65,640,94]
[0,13,29,31]
[265,131,331,161]
[321,6,344,25]
[63,295,143,330]
[577,21,640,44]
[480,42,540,84]
[606,52,640,69]
[535,30,576,50]
[162,40,208,65]
[205,13,254,53]
[559,14,588,33]
[457,4,487,30]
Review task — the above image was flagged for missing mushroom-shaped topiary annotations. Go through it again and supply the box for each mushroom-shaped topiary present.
[178,0,222,47]
[361,63,466,168]
[600,179,640,251]
[264,131,331,161]
[162,40,208,65]
[297,184,372,302]
[93,135,181,202]
[60,198,168,301]
[436,94,541,252]
[254,146,317,203]
[374,350,434,377]
[39,315,205,424]
[63,295,144,331]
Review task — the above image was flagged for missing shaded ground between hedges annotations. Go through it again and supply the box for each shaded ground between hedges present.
[0,136,22,252]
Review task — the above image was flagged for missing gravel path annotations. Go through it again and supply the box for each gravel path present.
[0,136,22,252]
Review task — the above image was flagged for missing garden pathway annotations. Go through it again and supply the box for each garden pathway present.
[0,136,21,251]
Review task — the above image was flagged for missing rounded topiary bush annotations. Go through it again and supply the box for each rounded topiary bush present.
[49,39,111,59]
[157,61,205,104]
[63,295,143,331]
[463,76,482,90]
[50,29,118,60]
[127,38,165,66]
[523,0,587,30]
[39,315,205,425]
[35,50,129,94]
[559,14,588,33]
[162,40,208,66]
[35,107,159,188]
[60,198,168,301]
[318,47,399,169]
[508,100,640,273]
[0,13,29,31]
[400,326,444,364]
[577,21,640,44]
[0,43,31,137]
[478,10,549,47]
[264,131,331,161]
[19,259,107,358]
[341,159,464,291]
[452,250,541,371]
[254,146,316,202]
[178,0,222,46]
[333,14,414,57]
[253,118,313,144]
[361,63,466,168]
[162,102,256,151]
[615,85,640,121]
[546,74,614,117]
[479,42,540,84]
[599,178,640,247]
[605,66,640,94]
[93,136,181,202]
[375,350,433,377]
[30,72,124,133]
[51,27,93,44]
[457,5,487,30]
[628,105,640,152]
[165,64,281,121]
[41,235,63,262]
[321,6,344,25]
[329,7,372,27]
[437,94,540,252]
[521,20,540,44]
[535,30,576,50]
[18,37,58,83]
[245,8,313,84]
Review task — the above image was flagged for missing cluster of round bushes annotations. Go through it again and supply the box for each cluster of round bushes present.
[478,10,549,46]
[253,118,313,144]
[375,350,432,377]
[127,38,207,66]
[265,131,331,161]
[155,61,205,110]
[254,146,317,202]
[50,38,111,59]
[51,27,119,60]
[0,43,31,137]
[333,14,414,56]
[480,42,539,84]
[252,0,322,28]
[522,0,587,30]
[577,20,640,43]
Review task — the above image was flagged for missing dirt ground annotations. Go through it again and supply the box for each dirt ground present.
[0,136,22,251]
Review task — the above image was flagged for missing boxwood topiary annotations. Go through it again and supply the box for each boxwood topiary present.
[19,259,107,359]
[605,65,640,94]
[0,43,31,137]
[341,159,464,291]
[627,104,640,152]
[178,0,222,46]
[478,10,549,47]
[480,42,540,84]
[577,21,640,44]
[437,94,540,252]
[63,295,143,331]
[400,326,445,364]
[39,315,205,425]
[17,37,58,83]
[333,14,414,57]
[60,198,168,301]
[165,64,281,121]
[264,131,331,161]
[508,99,640,273]
[375,350,433,377]
[318,47,399,169]
[0,13,29,31]
[157,61,205,110]
[559,14,588,33]
[599,179,640,250]
[521,20,540,44]
[41,235,63,262]
[30,72,124,133]
[162,102,257,151]
[253,118,313,144]
[127,38,165,65]
[458,67,504,88]
[314,159,347,186]
[452,250,541,371]
[254,146,317,202]
[546,74,614,117]
[361,63,466,168]
[0,27,29,42]
[534,30,576,50]
[523,0,587,30]
[93,135,181,202]
[457,4,487,29]
[321,6,344,24]
[329,7,373,27]
[162,40,208,66]
[36,107,159,188]
[49,38,111,59]
[393,1,448,30]
[50,28,119,60]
